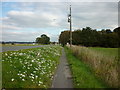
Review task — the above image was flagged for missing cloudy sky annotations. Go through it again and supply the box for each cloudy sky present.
[1,0,119,42]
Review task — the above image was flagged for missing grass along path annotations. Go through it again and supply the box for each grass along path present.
[70,46,119,87]
[65,47,107,88]
[2,45,62,88]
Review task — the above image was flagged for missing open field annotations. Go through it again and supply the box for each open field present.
[65,47,107,88]
[68,45,119,88]
[2,45,62,88]
[89,47,118,58]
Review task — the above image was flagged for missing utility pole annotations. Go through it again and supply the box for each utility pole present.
[68,5,72,47]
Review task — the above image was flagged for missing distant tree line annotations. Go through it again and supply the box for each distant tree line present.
[59,27,119,48]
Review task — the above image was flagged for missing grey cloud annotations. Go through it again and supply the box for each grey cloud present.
[2,31,41,42]
[2,2,118,42]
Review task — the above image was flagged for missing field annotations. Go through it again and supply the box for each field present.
[2,45,62,88]
[67,45,119,88]
[89,47,118,58]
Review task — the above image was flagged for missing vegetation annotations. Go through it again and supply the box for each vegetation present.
[2,45,62,88]
[59,31,70,46]
[65,47,107,88]
[59,27,119,48]
[36,34,50,44]
[68,45,119,87]
[89,47,118,57]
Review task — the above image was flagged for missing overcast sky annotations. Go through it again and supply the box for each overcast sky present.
[1,0,119,42]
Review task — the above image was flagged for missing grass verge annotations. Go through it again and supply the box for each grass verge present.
[64,47,107,88]
[2,45,62,88]
[69,45,119,88]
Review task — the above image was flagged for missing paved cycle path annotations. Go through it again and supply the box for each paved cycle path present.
[52,48,73,88]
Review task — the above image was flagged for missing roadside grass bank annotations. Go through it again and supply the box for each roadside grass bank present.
[64,47,107,88]
[2,45,62,88]
[68,45,119,88]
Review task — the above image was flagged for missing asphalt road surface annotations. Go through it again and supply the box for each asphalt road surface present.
[1,45,48,52]
[52,48,73,88]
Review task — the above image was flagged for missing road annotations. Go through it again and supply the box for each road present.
[1,45,48,52]
[52,48,73,88]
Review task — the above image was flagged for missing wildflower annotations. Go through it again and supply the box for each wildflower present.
[5,53,8,56]
[11,78,14,81]
[22,74,25,77]
[43,85,46,88]
[38,84,41,86]
[35,75,38,78]
[37,53,40,56]
[22,79,25,81]
[31,60,34,62]
[39,81,43,84]
[28,67,30,69]
[33,71,36,73]
[19,53,23,56]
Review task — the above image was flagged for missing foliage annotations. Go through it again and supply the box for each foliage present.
[89,47,118,57]
[2,46,62,88]
[59,31,70,46]
[59,27,119,48]
[69,45,119,88]
[64,47,107,88]
[36,34,50,44]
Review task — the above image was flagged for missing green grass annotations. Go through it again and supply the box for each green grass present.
[2,45,62,88]
[65,47,107,88]
[69,45,119,87]
[89,47,118,58]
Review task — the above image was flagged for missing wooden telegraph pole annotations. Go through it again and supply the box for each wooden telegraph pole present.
[68,5,72,47]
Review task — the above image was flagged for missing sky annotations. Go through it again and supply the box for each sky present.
[0,0,119,42]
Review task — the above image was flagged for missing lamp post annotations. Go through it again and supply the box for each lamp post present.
[68,5,72,47]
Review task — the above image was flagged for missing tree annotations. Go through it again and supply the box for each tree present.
[106,29,112,33]
[36,34,50,44]
[59,31,70,46]
[59,27,119,48]
[113,27,120,33]
[72,30,81,45]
